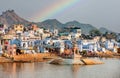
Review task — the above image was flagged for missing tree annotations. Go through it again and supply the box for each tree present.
[89,29,101,37]
[118,39,120,42]
[105,32,117,40]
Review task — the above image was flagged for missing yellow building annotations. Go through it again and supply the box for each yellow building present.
[13,24,24,33]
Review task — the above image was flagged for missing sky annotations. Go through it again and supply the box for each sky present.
[0,0,120,33]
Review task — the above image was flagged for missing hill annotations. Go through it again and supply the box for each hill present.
[37,19,64,29]
[0,10,114,34]
[99,27,112,34]
[38,20,97,34]
[64,20,97,34]
[0,10,29,26]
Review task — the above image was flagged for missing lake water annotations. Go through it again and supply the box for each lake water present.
[0,58,120,78]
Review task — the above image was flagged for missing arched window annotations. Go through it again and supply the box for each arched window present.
[23,43,26,47]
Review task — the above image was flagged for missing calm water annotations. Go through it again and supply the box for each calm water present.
[0,58,120,78]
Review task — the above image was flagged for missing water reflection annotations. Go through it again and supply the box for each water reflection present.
[71,65,80,78]
[72,65,80,72]
[0,63,36,78]
[0,63,21,78]
[0,58,120,78]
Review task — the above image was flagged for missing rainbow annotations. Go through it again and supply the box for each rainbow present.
[32,0,80,22]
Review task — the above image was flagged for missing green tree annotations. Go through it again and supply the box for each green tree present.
[89,29,101,37]
[118,39,120,42]
[105,32,117,40]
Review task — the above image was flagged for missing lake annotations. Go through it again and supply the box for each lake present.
[0,58,120,78]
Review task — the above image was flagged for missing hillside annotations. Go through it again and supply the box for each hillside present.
[99,27,112,34]
[0,10,30,26]
[38,19,64,29]
[64,21,97,34]
[38,20,97,34]
[0,10,113,34]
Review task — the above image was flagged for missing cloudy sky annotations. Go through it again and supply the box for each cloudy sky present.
[0,0,120,32]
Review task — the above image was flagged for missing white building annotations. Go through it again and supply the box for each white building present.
[105,40,114,50]
[53,29,58,36]
[77,39,100,52]
[0,23,6,34]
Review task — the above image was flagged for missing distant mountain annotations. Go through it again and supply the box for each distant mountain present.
[0,10,30,26]
[38,20,97,34]
[0,10,115,34]
[99,27,112,34]
[38,19,64,29]
[64,21,97,34]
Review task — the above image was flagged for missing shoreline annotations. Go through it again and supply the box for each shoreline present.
[0,52,119,64]
[0,53,57,63]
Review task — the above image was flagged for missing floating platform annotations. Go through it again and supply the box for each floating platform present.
[49,58,104,65]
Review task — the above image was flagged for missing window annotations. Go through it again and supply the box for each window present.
[5,46,7,50]
[20,25,22,28]
[16,25,17,28]
[23,43,26,47]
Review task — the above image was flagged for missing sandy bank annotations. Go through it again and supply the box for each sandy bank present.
[0,53,57,63]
